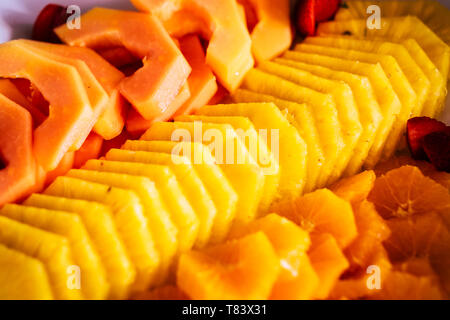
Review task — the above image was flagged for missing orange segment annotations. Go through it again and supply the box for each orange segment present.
[330,171,376,206]
[177,232,280,300]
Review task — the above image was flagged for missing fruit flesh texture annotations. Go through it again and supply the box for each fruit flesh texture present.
[0,204,108,300]
[141,121,265,227]
[55,8,191,122]
[0,216,81,300]
[104,148,217,248]
[131,0,254,92]
[283,50,401,169]
[0,244,53,300]
[122,140,238,244]
[257,61,362,185]
[240,69,342,189]
[232,89,324,193]
[44,176,158,293]
[23,193,133,300]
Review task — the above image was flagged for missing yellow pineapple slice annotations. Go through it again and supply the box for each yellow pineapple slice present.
[258,61,362,185]
[122,140,237,244]
[0,244,53,300]
[0,204,108,300]
[294,42,416,160]
[65,169,176,283]
[283,50,401,169]
[45,176,158,293]
[23,193,133,299]
[105,148,218,247]
[231,89,324,193]
[274,58,382,176]
[0,216,81,300]
[140,122,265,227]
[83,159,199,253]
[175,114,279,214]
[240,69,344,188]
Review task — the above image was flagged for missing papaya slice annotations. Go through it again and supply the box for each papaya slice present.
[131,0,253,92]
[73,133,104,169]
[0,41,94,171]
[0,94,36,206]
[55,8,191,122]
[44,151,75,187]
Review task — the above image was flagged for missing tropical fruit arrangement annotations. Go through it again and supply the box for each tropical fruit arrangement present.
[0,0,449,300]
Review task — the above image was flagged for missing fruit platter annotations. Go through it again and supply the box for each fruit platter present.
[0,0,449,301]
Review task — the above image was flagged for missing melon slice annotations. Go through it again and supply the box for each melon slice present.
[0,204,108,300]
[0,244,53,300]
[0,41,94,171]
[105,149,217,248]
[283,50,401,169]
[44,176,158,293]
[55,7,191,122]
[23,194,134,299]
[240,69,343,188]
[123,140,238,244]
[258,61,362,185]
[0,216,81,300]
[294,43,416,161]
[83,159,198,254]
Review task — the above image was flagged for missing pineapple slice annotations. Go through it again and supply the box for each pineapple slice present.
[231,89,324,193]
[122,140,238,244]
[45,176,158,293]
[294,43,416,161]
[104,149,218,247]
[65,169,177,283]
[240,68,344,188]
[0,244,53,300]
[83,159,199,253]
[274,58,382,176]
[0,204,108,300]
[196,103,309,199]
[0,216,81,300]
[24,194,134,299]
[141,122,265,227]
[258,61,362,185]
[175,114,279,214]
[283,50,401,169]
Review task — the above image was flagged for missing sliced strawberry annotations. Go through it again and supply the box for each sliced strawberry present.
[32,4,68,43]
[423,131,450,173]
[406,117,447,160]
[315,0,341,22]
[296,0,316,36]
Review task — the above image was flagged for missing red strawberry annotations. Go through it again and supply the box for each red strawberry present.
[406,117,447,160]
[315,0,341,22]
[296,0,316,36]
[423,131,450,173]
[32,4,68,43]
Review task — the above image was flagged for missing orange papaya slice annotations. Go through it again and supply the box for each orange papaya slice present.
[44,152,75,186]
[73,133,104,169]
[55,8,191,122]
[131,0,254,92]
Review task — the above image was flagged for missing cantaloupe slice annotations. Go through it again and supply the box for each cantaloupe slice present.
[23,194,134,300]
[239,69,343,189]
[45,176,158,293]
[0,204,108,300]
[0,244,53,300]
[0,94,36,206]
[294,43,416,161]
[0,41,94,171]
[232,89,324,193]
[283,50,401,169]
[258,61,362,185]
[123,140,238,244]
[55,8,191,122]
[141,121,265,226]
[131,0,253,92]
[0,216,81,300]
[105,149,217,248]
[83,159,199,253]
[274,58,382,177]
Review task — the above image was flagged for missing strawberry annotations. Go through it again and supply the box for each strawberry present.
[315,0,341,22]
[296,0,316,36]
[406,117,447,160]
[32,4,68,43]
[423,131,450,173]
